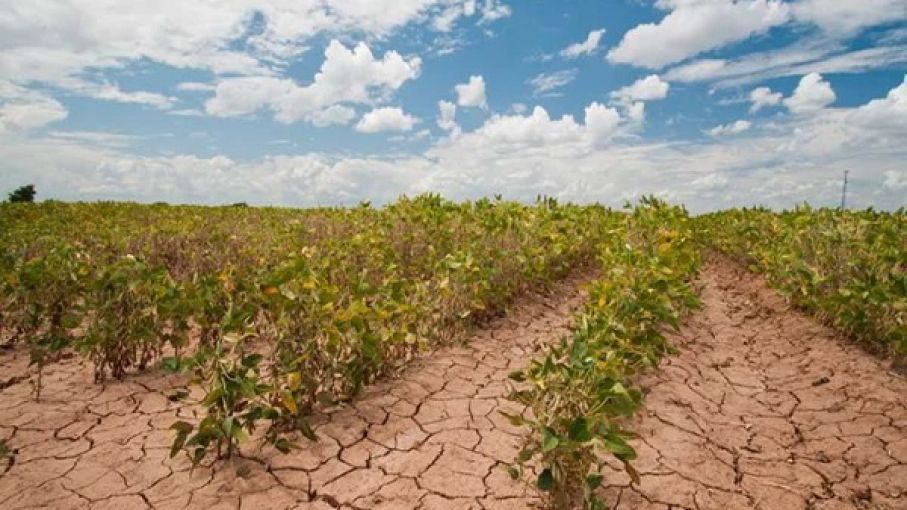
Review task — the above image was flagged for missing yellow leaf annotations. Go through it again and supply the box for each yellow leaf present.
[287,372,302,391]
[281,390,298,414]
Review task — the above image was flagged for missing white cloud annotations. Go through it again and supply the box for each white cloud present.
[784,72,836,113]
[607,0,791,69]
[68,81,176,109]
[0,81,68,131]
[463,102,621,148]
[583,102,623,145]
[431,0,509,31]
[177,82,216,92]
[355,107,419,133]
[847,75,907,133]
[627,101,646,123]
[560,29,606,59]
[527,69,578,96]
[665,43,907,87]
[0,0,506,88]
[707,119,752,136]
[204,77,292,118]
[610,74,671,102]
[792,0,907,36]
[433,1,478,31]
[749,86,782,112]
[479,0,512,23]
[665,59,730,82]
[309,105,357,127]
[205,40,421,124]
[883,170,907,191]
[4,78,907,212]
[690,172,729,190]
[168,109,204,117]
[389,128,431,143]
[437,100,459,134]
[454,75,487,108]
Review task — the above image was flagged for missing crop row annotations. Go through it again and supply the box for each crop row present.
[696,206,906,360]
[0,195,618,460]
[506,197,701,509]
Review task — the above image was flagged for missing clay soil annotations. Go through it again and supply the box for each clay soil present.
[0,258,904,510]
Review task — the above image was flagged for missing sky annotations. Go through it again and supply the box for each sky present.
[1,0,906,212]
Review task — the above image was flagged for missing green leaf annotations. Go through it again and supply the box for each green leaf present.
[191,447,207,466]
[568,417,592,442]
[585,473,604,490]
[273,438,293,454]
[202,387,224,407]
[541,427,559,452]
[169,421,193,458]
[297,417,318,442]
[241,353,263,368]
[537,468,554,492]
[603,433,637,461]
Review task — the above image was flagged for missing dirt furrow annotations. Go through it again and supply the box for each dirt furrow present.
[0,270,594,509]
[597,257,907,510]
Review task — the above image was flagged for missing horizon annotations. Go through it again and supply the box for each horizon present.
[6,187,904,216]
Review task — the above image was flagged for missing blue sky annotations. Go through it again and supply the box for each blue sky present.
[1,0,905,211]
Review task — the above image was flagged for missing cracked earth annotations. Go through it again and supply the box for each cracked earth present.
[0,270,592,510]
[1,258,905,510]
[596,257,907,510]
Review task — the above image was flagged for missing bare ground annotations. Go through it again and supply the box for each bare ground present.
[0,270,593,510]
[0,258,905,510]
[597,257,907,510]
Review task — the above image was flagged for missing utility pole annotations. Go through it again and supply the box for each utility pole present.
[840,169,849,209]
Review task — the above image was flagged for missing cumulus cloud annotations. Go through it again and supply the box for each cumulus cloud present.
[707,119,752,136]
[607,0,790,69]
[205,40,421,124]
[610,74,671,102]
[5,78,907,212]
[355,107,419,133]
[608,75,669,123]
[527,69,578,96]
[626,101,647,124]
[792,0,907,36]
[437,100,459,134]
[749,86,782,112]
[309,105,357,127]
[461,102,621,148]
[454,75,487,108]
[784,72,836,114]
[847,75,907,134]
[0,1,505,87]
[560,29,606,58]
